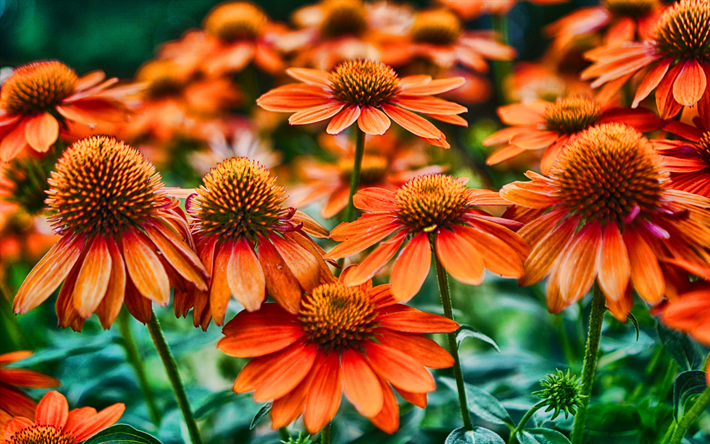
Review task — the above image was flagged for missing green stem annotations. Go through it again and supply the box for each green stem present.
[434,250,474,430]
[491,14,512,105]
[118,310,162,425]
[146,310,202,444]
[0,287,30,351]
[278,427,290,442]
[321,422,331,444]
[669,386,710,444]
[343,128,366,224]
[570,286,606,444]
[509,400,546,443]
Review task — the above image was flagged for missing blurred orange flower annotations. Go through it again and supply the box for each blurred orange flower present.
[218,277,457,434]
[660,284,710,368]
[437,0,568,19]
[257,60,467,147]
[0,351,59,420]
[325,173,529,301]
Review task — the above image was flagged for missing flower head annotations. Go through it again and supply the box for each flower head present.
[325,173,529,301]
[0,351,59,420]
[257,60,468,148]
[218,277,458,434]
[532,370,584,420]
[656,130,710,197]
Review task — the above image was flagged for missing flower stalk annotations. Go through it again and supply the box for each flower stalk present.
[321,422,331,444]
[509,400,546,443]
[343,127,366,224]
[491,14,512,105]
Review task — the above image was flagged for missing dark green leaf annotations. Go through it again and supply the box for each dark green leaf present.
[518,429,572,444]
[657,323,703,371]
[251,403,272,429]
[84,424,162,444]
[446,428,474,444]
[585,404,641,434]
[457,325,501,353]
[440,377,513,427]
[8,336,119,367]
[446,427,505,444]
[673,371,707,420]
[194,390,238,420]
[684,438,710,444]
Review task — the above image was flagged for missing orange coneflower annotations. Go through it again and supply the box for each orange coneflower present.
[583,0,710,118]
[500,123,710,320]
[325,173,529,302]
[483,96,661,173]
[218,276,457,434]
[184,157,331,328]
[0,351,59,420]
[257,60,467,148]
[12,136,208,330]
[436,0,568,20]
[0,60,140,162]
[0,391,124,444]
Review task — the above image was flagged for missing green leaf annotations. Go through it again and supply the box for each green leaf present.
[673,371,707,420]
[440,377,513,427]
[446,428,474,444]
[627,313,640,341]
[251,403,272,429]
[446,427,505,444]
[83,424,162,444]
[8,336,119,367]
[585,404,641,435]
[457,325,501,353]
[657,323,703,371]
[518,429,572,444]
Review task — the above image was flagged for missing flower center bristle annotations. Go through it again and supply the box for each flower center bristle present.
[298,282,378,353]
[329,60,400,107]
[46,136,164,237]
[9,424,74,444]
[553,124,664,224]
[320,0,368,38]
[338,154,388,184]
[395,174,468,231]
[696,132,710,164]
[411,9,463,45]
[602,0,658,18]
[0,61,78,115]
[204,1,267,42]
[543,96,602,134]
[136,60,189,97]
[191,157,287,240]
[654,0,710,61]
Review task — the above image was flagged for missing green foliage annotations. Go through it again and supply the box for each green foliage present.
[84,424,163,444]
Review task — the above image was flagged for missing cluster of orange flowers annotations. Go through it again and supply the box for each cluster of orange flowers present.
[4,0,710,441]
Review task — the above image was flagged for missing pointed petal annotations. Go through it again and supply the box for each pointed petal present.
[341,349,383,417]
[326,105,360,134]
[391,232,431,302]
[633,57,672,107]
[377,329,454,369]
[656,62,684,119]
[67,404,125,442]
[254,342,319,402]
[434,227,485,285]
[377,305,459,333]
[326,218,401,259]
[342,231,406,286]
[73,236,112,318]
[358,106,391,135]
[596,224,630,301]
[210,242,233,326]
[289,102,344,125]
[0,122,28,161]
[393,96,467,115]
[400,77,465,95]
[257,84,334,112]
[381,104,443,140]
[96,238,126,329]
[558,225,601,304]
[304,352,342,434]
[218,316,302,358]
[369,380,399,433]
[624,229,665,303]
[145,223,207,291]
[363,342,434,393]
[122,230,170,305]
[270,234,320,292]
[257,237,302,314]
[227,238,266,312]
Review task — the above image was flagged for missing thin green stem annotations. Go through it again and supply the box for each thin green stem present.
[321,422,331,444]
[491,14,512,105]
[343,128,366,224]
[118,310,161,425]
[570,286,606,444]
[669,386,710,444]
[509,400,546,443]
[434,250,474,430]
[146,310,202,444]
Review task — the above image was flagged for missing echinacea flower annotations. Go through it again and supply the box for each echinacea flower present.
[500,123,710,320]
[218,276,457,434]
[325,173,530,302]
[0,391,124,444]
[257,59,467,148]
[184,157,332,328]
[0,351,59,420]
[483,96,661,173]
[13,135,208,330]
[582,0,710,118]
[0,61,140,162]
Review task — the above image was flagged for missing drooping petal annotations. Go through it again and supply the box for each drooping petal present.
[122,230,170,305]
[270,234,320,292]
[520,216,576,286]
[656,62,684,119]
[358,106,391,135]
[342,231,406,286]
[0,122,28,161]
[304,352,342,434]
[326,105,360,134]
[632,57,672,107]
[258,238,302,314]
[145,223,207,291]
[596,224,630,302]
[377,329,453,369]
[270,365,314,428]
[381,104,443,140]
[35,391,69,428]
[227,238,267,312]
[624,229,665,303]
[377,305,459,333]
[363,342,435,393]
[218,316,302,358]
[557,224,602,304]
[341,349,383,417]
[210,242,233,326]
[96,238,126,329]
[369,380,399,433]
[673,60,707,107]
[391,232,431,302]
[73,236,112,318]
[254,342,319,402]
[24,113,59,153]
[289,102,344,126]
[434,227,485,285]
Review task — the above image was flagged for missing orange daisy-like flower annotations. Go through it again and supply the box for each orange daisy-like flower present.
[218,276,457,434]
[13,136,208,331]
[483,96,661,173]
[500,123,710,320]
[0,391,124,444]
[0,351,59,420]
[185,157,331,328]
[257,60,468,148]
[582,0,710,118]
[0,60,140,162]
[325,173,529,302]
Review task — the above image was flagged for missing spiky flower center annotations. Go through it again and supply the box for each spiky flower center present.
[46,136,164,237]
[330,60,400,107]
[338,154,388,184]
[136,60,189,97]
[192,157,286,240]
[696,132,710,164]
[9,425,74,444]
[603,0,658,18]
[544,96,602,134]
[553,123,664,224]
[320,0,368,38]
[0,61,77,115]
[411,9,463,45]
[654,0,710,61]
[395,174,468,230]
[204,2,267,42]
[532,370,584,420]
[299,282,378,353]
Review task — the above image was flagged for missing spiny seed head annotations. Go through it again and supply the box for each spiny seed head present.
[191,157,286,240]
[338,154,388,184]
[329,60,400,107]
[298,282,378,353]
[8,424,74,444]
[603,0,659,18]
[543,96,602,134]
[552,123,664,224]
[395,174,468,231]
[532,370,585,420]
[46,136,164,237]
[654,0,710,61]
[0,61,77,115]
[320,0,368,38]
[411,9,463,45]
[204,2,268,42]
[695,132,710,164]
[1,152,57,216]
[136,60,190,97]
[282,432,312,444]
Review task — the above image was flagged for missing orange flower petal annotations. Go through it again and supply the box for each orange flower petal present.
[486,144,527,166]
[393,96,467,115]
[377,305,459,333]
[4,416,34,440]
[342,349,383,417]
[391,232,431,302]
[499,181,558,208]
[0,351,33,366]
[75,70,106,90]
[67,403,125,442]
[0,369,59,388]
[254,343,319,402]
[326,218,401,258]
[24,113,58,153]
[510,130,559,150]
[326,105,360,134]
[624,229,665,303]
[377,329,453,369]
[342,231,406,286]
[96,238,126,329]
[368,380,399,433]
[258,238,302,314]
[122,230,170,306]
[497,103,547,125]
[656,62,684,119]
[464,220,529,278]
[352,188,396,212]
[520,216,576,286]
[269,234,320,292]
[673,59,707,107]
[0,122,28,161]
[257,84,334,112]
[292,211,329,238]
[218,322,302,358]
[632,57,672,108]
[304,352,342,434]
[381,104,443,140]
[289,102,344,126]
[401,77,465,95]
[270,366,314,428]
[363,342,435,393]
[558,225,601,304]
[73,236,112,318]
[226,238,266,312]
[358,105,391,135]
[36,391,69,428]
[210,242,233,326]
[596,224,630,302]
[145,223,207,291]
[434,227,485,285]
[427,113,468,126]
[482,126,530,146]
[286,67,331,86]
